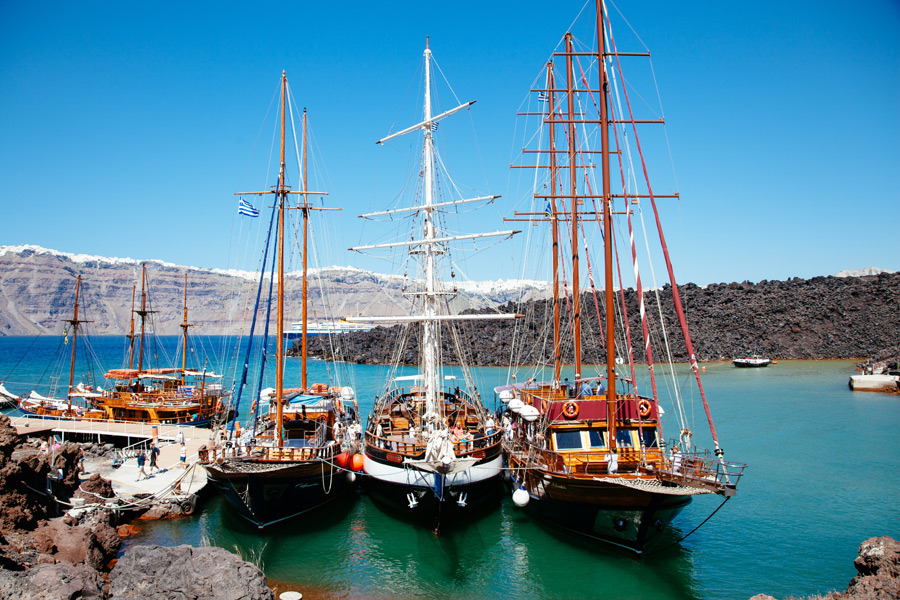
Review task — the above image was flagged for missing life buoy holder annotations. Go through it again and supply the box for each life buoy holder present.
[562,401,579,419]
[638,399,652,418]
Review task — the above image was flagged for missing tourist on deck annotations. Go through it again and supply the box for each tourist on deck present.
[374,422,384,448]
[485,415,495,437]
[606,449,619,474]
[671,444,683,474]
[578,381,592,397]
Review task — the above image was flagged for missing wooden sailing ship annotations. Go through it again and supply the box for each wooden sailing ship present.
[349,39,520,531]
[499,1,745,553]
[17,274,106,420]
[201,72,361,529]
[95,266,231,425]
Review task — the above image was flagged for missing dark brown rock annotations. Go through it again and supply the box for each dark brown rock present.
[303,273,900,365]
[75,473,115,505]
[31,512,120,572]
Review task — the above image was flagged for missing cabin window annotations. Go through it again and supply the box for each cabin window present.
[616,429,635,448]
[587,430,607,449]
[554,430,584,450]
[640,428,659,448]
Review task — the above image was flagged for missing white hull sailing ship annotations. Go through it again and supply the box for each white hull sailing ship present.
[499,0,745,553]
[349,40,520,531]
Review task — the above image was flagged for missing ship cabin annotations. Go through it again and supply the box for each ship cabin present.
[504,378,666,477]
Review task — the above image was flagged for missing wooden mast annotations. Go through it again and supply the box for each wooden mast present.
[275,70,287,448]
[127,284,136,370]
[180,273,193,385]
[597,0,617,450]
[548,61,562,387]
[301,108,308,389]
[64,275,84,412]
[136,264,149,373]
[565,34,582,381]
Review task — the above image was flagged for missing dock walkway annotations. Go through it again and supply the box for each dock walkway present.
[10,415,210,498]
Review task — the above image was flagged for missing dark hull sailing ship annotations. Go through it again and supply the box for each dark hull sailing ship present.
[349,39,519,531]
[202,72,361,529]
[499,1,745,553]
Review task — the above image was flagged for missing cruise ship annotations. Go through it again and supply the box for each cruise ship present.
[285,319,373,339]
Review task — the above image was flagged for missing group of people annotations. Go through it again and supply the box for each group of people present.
[136,436,189,481]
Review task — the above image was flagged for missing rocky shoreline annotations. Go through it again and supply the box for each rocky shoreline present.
[292,272,900,366]
[750,536,900,599]
[0,415,275,599]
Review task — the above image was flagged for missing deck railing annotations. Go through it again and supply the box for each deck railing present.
[199,440,340,463]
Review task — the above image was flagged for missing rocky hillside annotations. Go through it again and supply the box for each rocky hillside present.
[0,245,548,337]
[299,272,900,364]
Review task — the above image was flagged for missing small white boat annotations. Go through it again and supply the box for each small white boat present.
[733,357,772,368]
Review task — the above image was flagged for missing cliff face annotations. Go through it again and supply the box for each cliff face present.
[0,246,548,337]
[300,273,900,364]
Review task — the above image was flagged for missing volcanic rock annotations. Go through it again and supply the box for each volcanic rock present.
[305,272,900,365]
[0,562,104,599]
[108,544,274,600]
[75,474,115,506]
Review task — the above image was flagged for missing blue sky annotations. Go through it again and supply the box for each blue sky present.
[1,0,897,286]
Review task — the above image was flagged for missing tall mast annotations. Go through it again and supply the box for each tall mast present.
[547,62,562,387]
[275,70,287,448]
[598,0,617,449]
[565,34,582,380]
[127,284,136,370]
[301,108,309,389]
[64,275,85,412]
[422,36,438,414]
[180,273,192,385]
[136,264,149,372]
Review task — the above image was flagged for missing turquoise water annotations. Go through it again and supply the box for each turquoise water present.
[2,336,898,599]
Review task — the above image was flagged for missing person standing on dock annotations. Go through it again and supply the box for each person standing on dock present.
[179,444,187,468]
[149,444,160,475]
[137,451,147,481]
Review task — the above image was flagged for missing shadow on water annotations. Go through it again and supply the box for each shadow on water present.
[128,488,701,600]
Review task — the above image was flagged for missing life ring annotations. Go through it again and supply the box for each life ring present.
[638,399,652,418]
[156,397,165,405]
[562,401,579,419]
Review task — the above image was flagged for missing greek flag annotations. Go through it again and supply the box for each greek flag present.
[430,122,439,131]
[238,198,259,218]
[538,92,549,102]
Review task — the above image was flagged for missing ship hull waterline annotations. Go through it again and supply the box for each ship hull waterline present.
[506,471,692,554]
[204,459,355,529]
[362,453,504,531]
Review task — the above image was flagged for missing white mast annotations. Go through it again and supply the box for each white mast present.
[350,39,523,423]
[422,37,438,417]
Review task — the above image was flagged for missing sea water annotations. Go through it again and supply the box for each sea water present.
[2,335,898,599]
